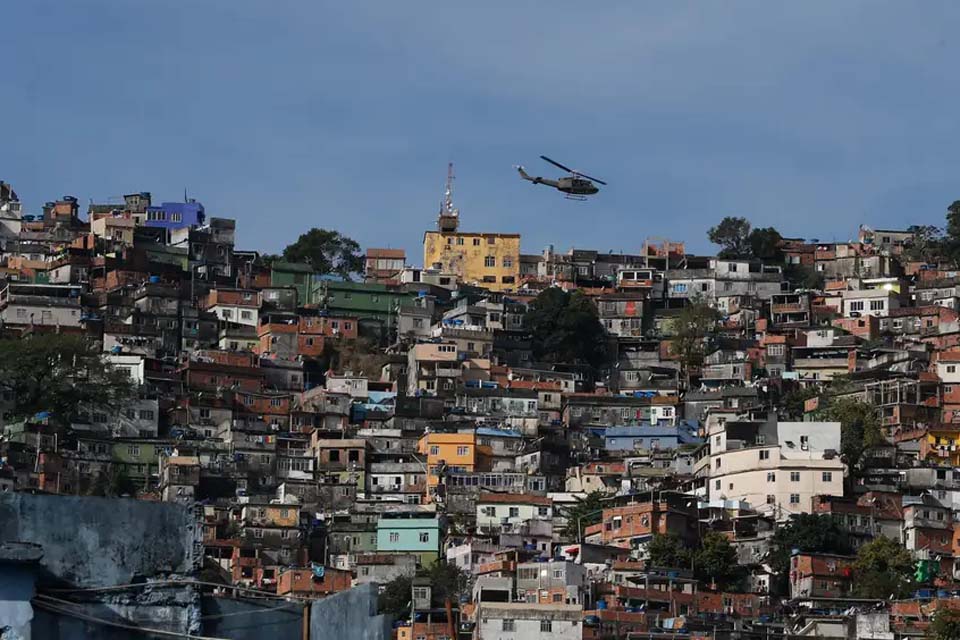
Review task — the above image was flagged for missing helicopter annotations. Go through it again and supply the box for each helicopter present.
[516,155,607,199]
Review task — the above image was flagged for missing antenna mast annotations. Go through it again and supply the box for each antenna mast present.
[437,162,460,232]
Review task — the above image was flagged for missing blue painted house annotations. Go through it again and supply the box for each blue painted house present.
[376,515,441,565]
[603,421,701,452]
[145,200,205,231]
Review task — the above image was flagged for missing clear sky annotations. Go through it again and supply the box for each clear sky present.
[5,1,960,261]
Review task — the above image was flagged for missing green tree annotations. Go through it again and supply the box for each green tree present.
[0,334,134,426]
[784,263,825,290]
[669,298,721,385]
[693,532,745,591]
[378,562,469,618]
[280,228,364,279]
[378,574,413,617]
[780,386,820,420]
[853,536,914,599]
[708,216,753,258]
[748,226,784,262]
[816,397,884,476]
[424,561,469,605]
[769,514,850,595]
[563,490,607,541]
[928,609,960,640]
[903,225,944,264]
[647,533,691,569]
[524,288,609,368]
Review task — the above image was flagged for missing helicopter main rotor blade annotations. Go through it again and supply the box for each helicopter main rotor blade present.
[577,173,608,186]
[540,155,575,174]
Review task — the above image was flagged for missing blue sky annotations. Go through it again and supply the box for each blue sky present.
[5,1,960,260]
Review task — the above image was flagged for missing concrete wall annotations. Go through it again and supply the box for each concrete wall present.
[310,583,393,640]
[0,565,35,640]
[202,596,303,640]
[0,493,196,588]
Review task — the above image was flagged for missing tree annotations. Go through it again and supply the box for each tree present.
[0,334,134,426]
[647,533,691,569]
[816,397,884,476]
[903,225,944,264]
[693,532,745,591]
[708,216,753,258]
[525,288,609,368]
[669,298,721,385]
[784,263,825,290]
[780,386,820,420]
[563,490,606,541]
[378,574,413,617]
[424,561,469,605]
[928,609,960,640]
[748,226,784,262]
[280,228,364,279]
[853,536,914,599]
[378,562,469,618]
[769,514,849,595]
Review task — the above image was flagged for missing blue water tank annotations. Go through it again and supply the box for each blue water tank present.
[149,275,161,283]
[597,600,607,610]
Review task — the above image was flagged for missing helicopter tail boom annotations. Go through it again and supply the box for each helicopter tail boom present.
[516,166,558,188]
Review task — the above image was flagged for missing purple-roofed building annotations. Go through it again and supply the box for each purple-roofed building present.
[145,200,205,230]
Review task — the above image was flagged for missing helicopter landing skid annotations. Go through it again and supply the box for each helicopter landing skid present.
[564,194,588,202]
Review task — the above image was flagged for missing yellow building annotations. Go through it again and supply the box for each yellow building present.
[422,173,520,292]
[418,432,477,495]
[423,231,521,292]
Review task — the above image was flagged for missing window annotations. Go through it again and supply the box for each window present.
[241,310,252,320]
[728,263,738,272]
[715,458,721,468]
[389,532,399,542]
[672,283,688,293]
[509,507,519,518]
[767,472,776,482]
[472,238,481,246]
[822,471,833,482]
[768,344,784,356]
[270,398,282,407]
[540,620,553,633]
[253,528,263,539]
[790,494,800,504]
[502,620,515,632]
[948,365,957,374]
[329,450,340,462]
[484,256,496,267]
[790,472,800,482]
[502,256,513,268]
[430,446,440,456]
[870,300,885,311]
[487,237,496,245]
[127,445,140,456]
[501,275,515,284]
[538,506,549,517]
[849,301,864,312]
[456,237,464,245]
[759,450,770,461]
[767,495,776,504]
[419,532,430,543]
[715,479,721,490]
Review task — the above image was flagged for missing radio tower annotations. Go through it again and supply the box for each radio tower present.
[437,162,460,232]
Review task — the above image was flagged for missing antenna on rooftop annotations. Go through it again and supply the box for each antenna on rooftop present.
[437,162,460,232]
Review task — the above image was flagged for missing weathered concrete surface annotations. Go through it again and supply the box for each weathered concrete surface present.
[0,493,195,588]
[310,583,393,640]
[202,595,303,639]
[0,542,42,640]
[0,565,36,640]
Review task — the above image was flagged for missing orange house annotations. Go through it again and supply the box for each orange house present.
[276,567,352,598]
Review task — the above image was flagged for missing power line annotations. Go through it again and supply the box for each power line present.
[31,596,230,640]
